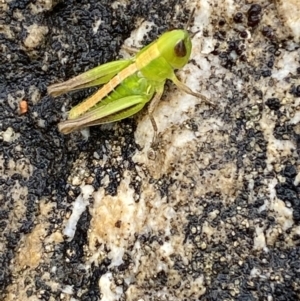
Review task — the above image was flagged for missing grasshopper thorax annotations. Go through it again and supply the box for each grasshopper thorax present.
[156,29,192,70]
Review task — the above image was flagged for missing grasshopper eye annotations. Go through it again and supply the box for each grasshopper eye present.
[174,40,187,57]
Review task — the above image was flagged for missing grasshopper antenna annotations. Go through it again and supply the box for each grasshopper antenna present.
[185,8,196,30]
[190,30,201,38]
[186,8,200,38]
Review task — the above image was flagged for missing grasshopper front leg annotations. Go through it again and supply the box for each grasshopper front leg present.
[171,74,216,107]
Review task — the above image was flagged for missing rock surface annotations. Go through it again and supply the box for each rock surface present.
[1,0,300,300]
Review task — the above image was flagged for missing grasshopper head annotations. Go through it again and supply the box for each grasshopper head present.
[157,29,192,70]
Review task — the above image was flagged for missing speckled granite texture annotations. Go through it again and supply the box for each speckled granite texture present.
[1,0,300,300]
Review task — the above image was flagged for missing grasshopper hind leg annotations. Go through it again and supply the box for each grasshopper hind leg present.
[58,95,148,134]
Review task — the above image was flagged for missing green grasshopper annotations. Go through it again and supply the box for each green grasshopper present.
[48,9,213,145]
